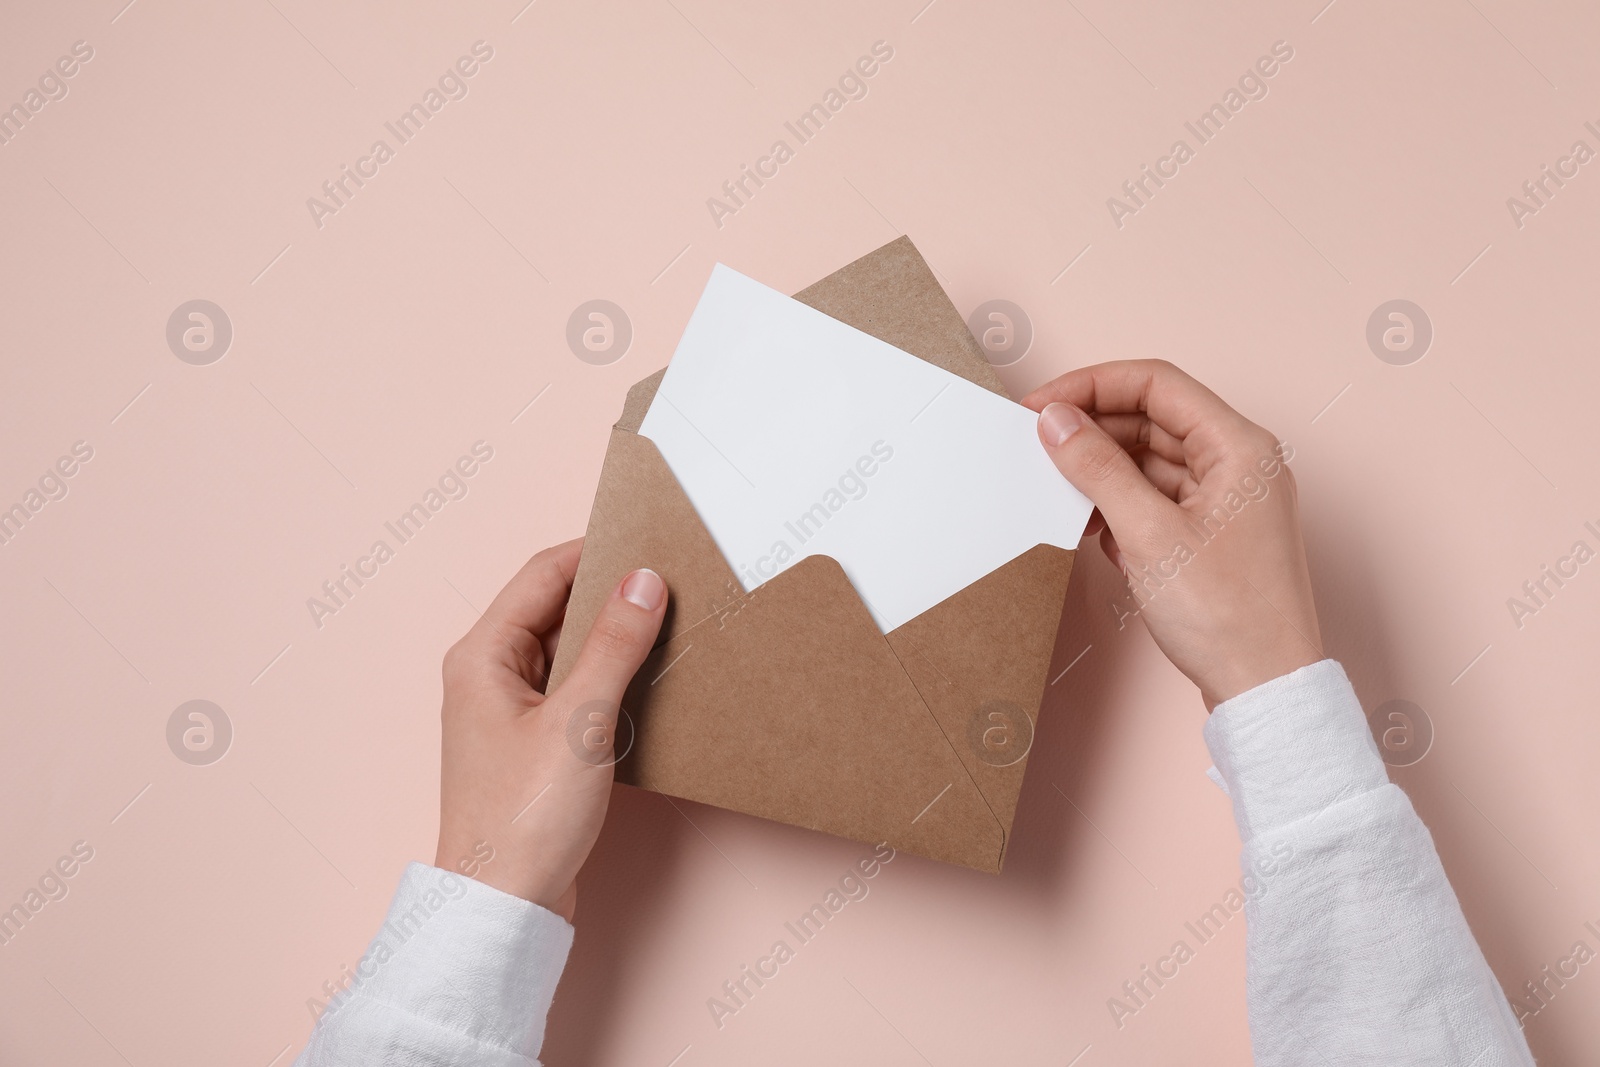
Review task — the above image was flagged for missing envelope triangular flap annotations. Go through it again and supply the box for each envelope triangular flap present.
[793,235,1009,398]
[620,553,1006,871]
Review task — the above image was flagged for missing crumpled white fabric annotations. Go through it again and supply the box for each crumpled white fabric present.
[1206,660,1533,1065]
[294,863,573,1067]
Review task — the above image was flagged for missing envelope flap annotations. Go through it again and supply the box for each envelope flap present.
[885,544,1077,831]
[793,235,1008,398]
[620,553,1007,871]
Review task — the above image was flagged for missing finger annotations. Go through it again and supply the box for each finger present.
[1091,413,1188,466]
[1022,359,1224,423]
[555,568,669,713]
[1038,401,1181,546]
[462,539,583,686]
[1136,452,1201,504]
[479,539,583,637]
[1023,361,1254,478]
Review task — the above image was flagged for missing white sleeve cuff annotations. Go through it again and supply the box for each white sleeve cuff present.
[1202,660,1389,843]
[302,863,574,1065]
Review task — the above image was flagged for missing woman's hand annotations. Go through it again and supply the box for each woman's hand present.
[434,539,666,920]
[1024,360,1322,709]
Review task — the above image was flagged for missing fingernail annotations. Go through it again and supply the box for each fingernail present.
[1039,403,1084,447]
[621,568,665,611]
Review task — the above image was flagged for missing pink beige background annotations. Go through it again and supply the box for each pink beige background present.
[3,0,1598,1063]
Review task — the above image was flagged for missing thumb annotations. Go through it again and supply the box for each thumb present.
[1037,402,1175,543]
[558,568,668,711]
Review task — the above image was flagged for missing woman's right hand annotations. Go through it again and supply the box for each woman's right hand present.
[1023,360,1324,710]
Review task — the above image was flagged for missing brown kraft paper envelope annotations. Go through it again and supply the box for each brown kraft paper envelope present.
[549,236,1076,873]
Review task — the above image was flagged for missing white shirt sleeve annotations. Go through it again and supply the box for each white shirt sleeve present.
[293,862,574,1067]
[1204,659,1534,1066]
